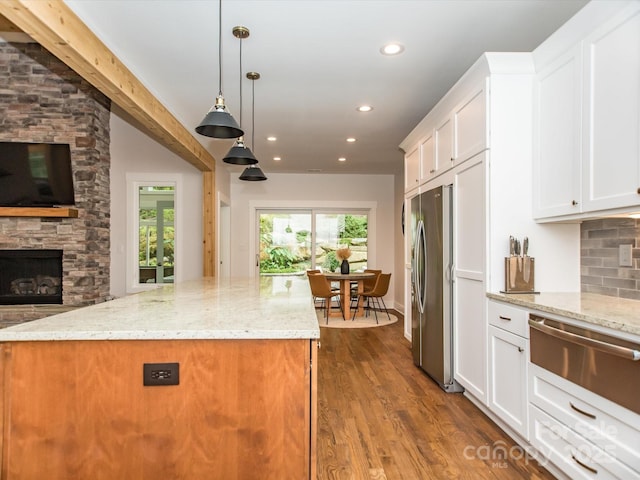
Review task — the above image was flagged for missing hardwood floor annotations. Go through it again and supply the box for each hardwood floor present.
[316,312,555,480]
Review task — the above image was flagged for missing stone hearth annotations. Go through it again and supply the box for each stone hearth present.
[0,42,112,326]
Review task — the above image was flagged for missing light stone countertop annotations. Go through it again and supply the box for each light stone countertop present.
[487,291,640,337]
[0,276,320,341]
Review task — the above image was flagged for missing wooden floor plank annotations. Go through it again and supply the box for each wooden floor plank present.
[317,314,555,479]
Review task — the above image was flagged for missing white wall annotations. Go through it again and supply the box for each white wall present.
[109,107,204,298]
[229,172,397,305]
[393,169,406,314]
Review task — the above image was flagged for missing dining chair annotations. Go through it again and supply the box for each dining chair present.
[307,269,323,306]
[309,268,339,293]
[353,272,391,323]
[308,273,344,324]
[350,268,381,308]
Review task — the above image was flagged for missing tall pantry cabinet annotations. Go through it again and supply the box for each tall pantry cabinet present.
[401,53,579,407]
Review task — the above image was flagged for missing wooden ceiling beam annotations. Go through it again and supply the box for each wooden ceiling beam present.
[0,14,21,33]
[0,1,215,172]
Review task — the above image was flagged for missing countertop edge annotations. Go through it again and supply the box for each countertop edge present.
[487,292,640,337]
[0,331,321,342]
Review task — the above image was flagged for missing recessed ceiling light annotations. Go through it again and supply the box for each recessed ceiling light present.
[267,136,277,142]
[357,105,373,112]
[380,43,404,56]
[273,156,281,161]
[338,157,346,162]
[346,137,356,143]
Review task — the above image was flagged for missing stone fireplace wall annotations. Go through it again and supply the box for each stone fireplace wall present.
[0,41,111,326]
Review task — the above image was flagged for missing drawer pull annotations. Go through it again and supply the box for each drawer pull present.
[570,402,596,420]
[518,347,524,353]
[571,451,598,475]
[499,315,512,321]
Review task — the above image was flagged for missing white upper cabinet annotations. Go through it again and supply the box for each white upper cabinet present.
[533,2,640,221]
[419,133,436,182]
[533,46,583,219]
[435,116,454,172]
[402,82,487,192]
[404,146,420,193]
[582,5,640,212]
[454,86,488,165]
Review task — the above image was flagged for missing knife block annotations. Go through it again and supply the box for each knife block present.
[502,256,536,293]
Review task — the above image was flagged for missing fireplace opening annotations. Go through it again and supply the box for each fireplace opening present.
[0,250,63,305]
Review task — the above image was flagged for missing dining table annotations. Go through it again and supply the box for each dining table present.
[323,271,375,320]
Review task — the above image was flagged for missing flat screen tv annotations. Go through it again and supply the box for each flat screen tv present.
[0,142,75,207]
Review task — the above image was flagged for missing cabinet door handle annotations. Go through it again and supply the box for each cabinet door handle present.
[499,315,511,321]
[637,187,640,194]
[569,402,596,419]
[571,200,578,206]
[571,451,598,475]
[517,347,524,353]
[429,169,435,174]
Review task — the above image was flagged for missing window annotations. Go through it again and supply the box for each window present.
[138,186,175,284]
[257,210,369,275]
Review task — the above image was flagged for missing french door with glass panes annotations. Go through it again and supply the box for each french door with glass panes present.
[257,209,369,276]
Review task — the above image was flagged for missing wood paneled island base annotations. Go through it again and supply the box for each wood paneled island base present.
[0,338,317,479]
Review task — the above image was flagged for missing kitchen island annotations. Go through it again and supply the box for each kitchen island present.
[0,276,320,480]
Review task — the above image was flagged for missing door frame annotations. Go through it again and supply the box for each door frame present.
[217,192,231,278]
[126,173,184,293]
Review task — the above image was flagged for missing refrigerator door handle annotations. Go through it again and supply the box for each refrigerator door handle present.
[418,220,427,314]
[415,220,426,314]
[414,220,421,313]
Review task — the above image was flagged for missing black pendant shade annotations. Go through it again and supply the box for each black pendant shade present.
[239,165,267,181]
[223,137,258,165]
[196,0,243,139]
[196,96,244,139]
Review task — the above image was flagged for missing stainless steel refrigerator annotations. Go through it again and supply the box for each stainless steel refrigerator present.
[411,185,463,393]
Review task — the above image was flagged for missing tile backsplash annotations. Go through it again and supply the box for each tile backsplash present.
[581,218,640,300]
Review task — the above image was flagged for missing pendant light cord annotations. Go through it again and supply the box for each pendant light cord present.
[218,0,223,97]
[251,78,255,151]
[238,36,243,127]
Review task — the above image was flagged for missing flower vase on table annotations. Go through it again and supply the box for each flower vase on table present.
[340,259,350,274]
[336,247,352,274]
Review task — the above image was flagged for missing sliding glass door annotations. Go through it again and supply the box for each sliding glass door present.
[257,209,368,276]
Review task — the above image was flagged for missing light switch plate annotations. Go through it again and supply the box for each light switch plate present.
[619,244,633,267]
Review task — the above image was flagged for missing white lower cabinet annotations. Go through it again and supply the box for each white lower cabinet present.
[487,300,529,439]
[530,405,639,480]
[489,326,528,439]
[529,363,640,478]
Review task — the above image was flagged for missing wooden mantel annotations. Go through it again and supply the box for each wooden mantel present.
[0,1,217,275]
[0,207,78,218]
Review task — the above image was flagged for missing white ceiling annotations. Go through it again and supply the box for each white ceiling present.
[57,1,588,176]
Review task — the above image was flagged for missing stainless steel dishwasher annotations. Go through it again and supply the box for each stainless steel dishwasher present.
[529,314,640,415]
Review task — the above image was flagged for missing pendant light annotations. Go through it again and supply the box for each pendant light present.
[195,0,243,139]
[223,26,258,165]
[240,71,267,181]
